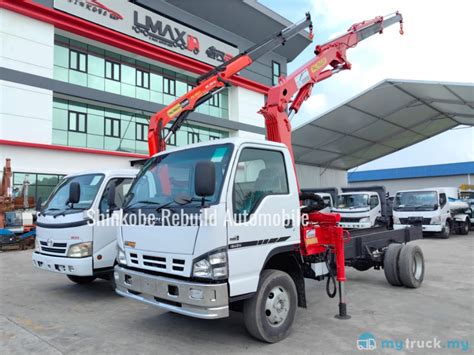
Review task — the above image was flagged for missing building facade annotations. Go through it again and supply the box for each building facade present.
[348,162,474,196]
[1,0,321,201]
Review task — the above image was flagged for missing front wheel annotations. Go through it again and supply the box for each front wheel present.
[439,221,450,239]
[67,275,96,284]
[243,269,297,343]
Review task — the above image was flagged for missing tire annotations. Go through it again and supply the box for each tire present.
[243,269,297,343]
[398,244,424,288]
[383,244,403,286]
[67,275,96,284]
[439,221,450,239]
[458,220,470,235]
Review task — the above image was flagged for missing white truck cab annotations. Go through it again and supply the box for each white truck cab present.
[333,186,389,229]
[32,169,137,284]
[393,187,471,237]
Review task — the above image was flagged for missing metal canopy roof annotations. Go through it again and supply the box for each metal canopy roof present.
[292,79,474,171]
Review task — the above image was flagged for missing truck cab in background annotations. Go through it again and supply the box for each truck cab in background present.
[459,188,474,229]
[393,187,471,238]
[300,188,338,213]
[333,186,391,230]
[33,169,137,285]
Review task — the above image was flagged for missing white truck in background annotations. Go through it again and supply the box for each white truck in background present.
[32,169,137,285]
[300,188,338,213]
[332,186,392,230]
[393,187,471,238]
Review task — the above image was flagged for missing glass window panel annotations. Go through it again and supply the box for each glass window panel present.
[53,98,68,110]
[87,134,104,149]
[150,73,163,92]
[79,53,87,72]
[68,132,87,147]
[136,141,148,154]
[121,84,136,97]
[221,108,229,119]
[53,66,69,82]
[78,114,86,132]
[53,108,68,130]
[88,55,104,76]
[163,94,174,105]
[150,91,163,104]
[122,65,135,85]
[136,87,149,101]
[87,105,104,116]
[37,174,59,186]
[87,114,104,135]
[105,79,120,94]
[88,44,104,56]
[69,102,87,113]
[120,139,136,153]
[176,81,187,96]
[13,173,30,185]
[105,61,112,78]
[104,137,120,151]
[104,108,120,119]
[70,51,77,70]
[87,75,104,90]
[70,39,87,50]
[69,70,87,86]
[54,45,69,68]
[52,129,68,145]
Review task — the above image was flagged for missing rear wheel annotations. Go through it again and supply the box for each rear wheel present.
[67,275,96,284]
[458,220,470,235]
[243,269,297,343]
[440,221,450,239]
[383,244,403,286]
[398,244,424,288]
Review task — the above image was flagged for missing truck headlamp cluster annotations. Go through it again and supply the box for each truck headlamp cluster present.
[67,242,92,258]
[35,238,41,252]
[431,216,441,224]
[117,247,127,266]
[192,248,228,280]
[359,217,370,224]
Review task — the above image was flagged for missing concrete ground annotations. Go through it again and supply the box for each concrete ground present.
[1,232,473,355]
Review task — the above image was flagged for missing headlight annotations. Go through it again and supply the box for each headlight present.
[67,242,92,258]
[359,217,370,223]
[393,216,400,224]
[431,216,441,224]
[192,248,228,280]
[117,247,127,266]
[35,238,40,252]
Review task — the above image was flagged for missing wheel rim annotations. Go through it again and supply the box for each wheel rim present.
[265,286,290,327]
[445,222,450,235]
[412,252,423,280]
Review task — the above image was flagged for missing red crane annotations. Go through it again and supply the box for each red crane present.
[147,13,313,156]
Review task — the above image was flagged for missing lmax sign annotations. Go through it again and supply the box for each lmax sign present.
[54,0,238,66]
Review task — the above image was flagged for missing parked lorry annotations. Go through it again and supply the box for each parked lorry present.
[32,169,137,285]
[110,13,424,343]
[459,185,474,229]
[393,187,471,237]
[333,186,392,229]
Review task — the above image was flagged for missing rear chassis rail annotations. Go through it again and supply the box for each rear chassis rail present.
[344,225,423,268]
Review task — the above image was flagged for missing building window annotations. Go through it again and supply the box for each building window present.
[209,93,220,107]
[69,49,87,72]
[136,68,150,89]
[136,122,147,142]
[165,129,177,146]
[187,132,199,144]
[187,83,195,92]
[105,60,121,81]
[68,111,87,133]
[272,61,281,86]
[209,135,219,140]
[163,77,176,95]
[105,117,121,138]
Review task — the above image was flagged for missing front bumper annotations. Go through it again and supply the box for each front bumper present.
[114,265,229,319]
[32,252,93,276]
[339,222,372,229]
[394,224,443,232]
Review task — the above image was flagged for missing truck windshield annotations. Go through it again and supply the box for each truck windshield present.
[337,194,369,208]
[394,191,438,211]
[44,174,105,212]
[124,144,233,209]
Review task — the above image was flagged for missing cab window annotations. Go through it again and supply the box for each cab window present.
[233,148,288,219]
[99,177,133,215]
[439,193,447,208]
[369,195,379,209]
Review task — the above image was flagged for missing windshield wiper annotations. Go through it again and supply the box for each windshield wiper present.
[124,200,161,211]
[52,206,83,218]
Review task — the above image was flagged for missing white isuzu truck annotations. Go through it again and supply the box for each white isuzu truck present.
[33,169,137,284]
[332,186,392,230]
[393,187,471,238]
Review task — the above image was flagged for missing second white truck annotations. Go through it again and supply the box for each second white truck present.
[393,187,471,237]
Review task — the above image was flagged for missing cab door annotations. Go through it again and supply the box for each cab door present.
[93,177,133,270]
[226,146,300,297]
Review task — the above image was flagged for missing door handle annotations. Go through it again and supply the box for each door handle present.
[284,219,293,228]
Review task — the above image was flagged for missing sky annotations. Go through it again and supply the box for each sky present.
[259,0,474,171]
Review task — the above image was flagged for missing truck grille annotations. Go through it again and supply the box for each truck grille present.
[40,241,67,254]
[127,251,186,274]
[340,217,361,223]
[399,218,431,225]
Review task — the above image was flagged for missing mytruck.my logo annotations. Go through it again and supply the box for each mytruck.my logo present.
[357,333,470,352]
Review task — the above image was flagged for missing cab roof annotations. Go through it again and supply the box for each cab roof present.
[65,169,138,179]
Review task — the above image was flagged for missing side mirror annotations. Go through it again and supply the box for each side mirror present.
[35,196,43,212]
[68,182,81,205]
[195,161,215,197]
[107,182,117,210]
